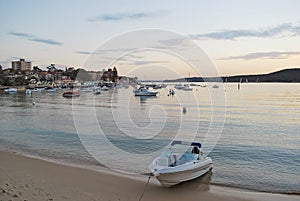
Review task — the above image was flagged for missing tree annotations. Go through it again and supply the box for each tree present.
[75,68,91,82]
[33,66,42,72]
[14,76,29,86]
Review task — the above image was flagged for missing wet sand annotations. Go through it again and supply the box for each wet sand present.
[0,151,299,201]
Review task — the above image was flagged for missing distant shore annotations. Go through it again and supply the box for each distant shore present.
[164,68,300,83]
[0,150,299,201]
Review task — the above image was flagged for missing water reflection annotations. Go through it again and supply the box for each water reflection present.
[139,96,157,105]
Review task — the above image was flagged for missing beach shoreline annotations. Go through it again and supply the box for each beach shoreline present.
[1,150,299,201]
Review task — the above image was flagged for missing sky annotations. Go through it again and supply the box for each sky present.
[0,0,299,79]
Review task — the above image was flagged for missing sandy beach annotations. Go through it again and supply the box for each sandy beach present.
[0,151,299,201]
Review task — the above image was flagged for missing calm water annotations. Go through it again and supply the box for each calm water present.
[0,83,299,194]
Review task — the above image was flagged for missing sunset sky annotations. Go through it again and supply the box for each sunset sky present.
[1,0,299,79]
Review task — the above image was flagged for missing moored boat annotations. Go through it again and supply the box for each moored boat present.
[80,88,93,93]
[45,87,57,92]
[174,84,185,89]
[25,89,32,94]
[134,86,158,96]
[212,84,219,88]
[31,88,43,92]
[4,88,17,94]
[101,86,109,91]
[93,87,101,95]
[182,84,193,91]
[62,91,80,98]
[149,140,212,187]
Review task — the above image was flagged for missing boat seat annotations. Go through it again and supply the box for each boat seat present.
[178,152,198,162]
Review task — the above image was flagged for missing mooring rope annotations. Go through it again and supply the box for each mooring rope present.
[138,173,152,201]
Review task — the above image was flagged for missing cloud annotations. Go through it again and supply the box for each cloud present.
[159,37,187,46]
[190,23,300,40]
[8,32,63,45]
[88,10,168,22]
[129,60,168,66]
[29,38,63,45]
[75,51,93,55]
[219,51,300,60]
[8,32,35,38]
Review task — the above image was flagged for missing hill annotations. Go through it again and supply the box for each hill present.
[223,68,300,83]
[165,68,300,83]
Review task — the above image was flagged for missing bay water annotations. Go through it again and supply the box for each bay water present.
[0,83,299,194]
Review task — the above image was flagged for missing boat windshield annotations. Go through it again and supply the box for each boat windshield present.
[178,152,198,162]
[170,145,199,162]
[160,149,172,158]
[171,144,193,154]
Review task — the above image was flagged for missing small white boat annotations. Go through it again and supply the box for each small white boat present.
[80,88,93,93]
[93,87,101,95]
[174,84,185,89]
[212,84,219,88]
[31,88,43,92]
[190,83,199,87]
[101,86,109,91]
[153,84,162,89]
[161,83,167,88]
[4,88,17,94]
[25,89,32,94]
[182,84,193,91]
[45,87,57,92]
[134,86,158,96]
[149,140,212,187]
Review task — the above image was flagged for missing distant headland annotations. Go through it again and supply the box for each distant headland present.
[165,68,300,83]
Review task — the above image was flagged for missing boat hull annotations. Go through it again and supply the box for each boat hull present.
[134,92,157,96]
[4,88,17,94]
[62,92,80,97]
[182,88,193,91]
[152,158,212,187]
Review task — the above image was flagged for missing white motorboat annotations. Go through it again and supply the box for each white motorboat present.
[32,88,43,92]
[93,87,101,95]
[45,87,57,92]
[212,84,219,88]
[149,140,212,187]
[153,84,162,89]
[134,86,158,96]
[80,88,93,93]
[182,84,193,91]
[25,89,32,94]
[101,86,109,91]
[161,83,168,88]
[174,84,185,89]
[4,88,17,94]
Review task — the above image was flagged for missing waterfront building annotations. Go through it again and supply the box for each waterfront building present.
[11,59,31,71]
[101,67,118,83]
